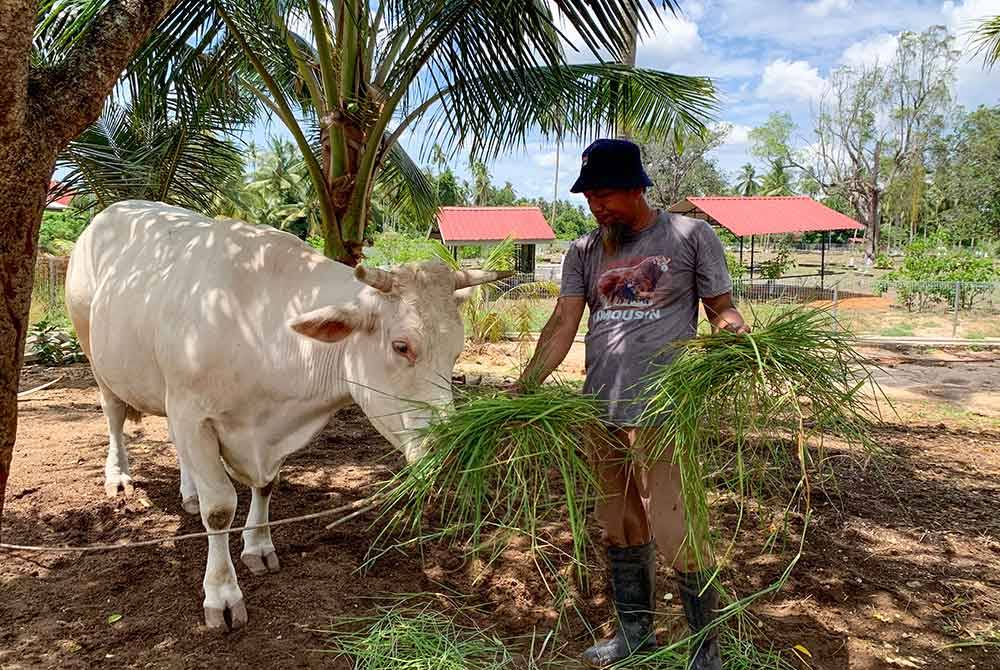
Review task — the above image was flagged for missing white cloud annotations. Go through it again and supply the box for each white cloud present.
[840,32,899,67]
[725,123,752,145]
[640,16,702,61]
[805,0,853,17]
[942,0,1000,108]
[756,59,827,102]
[533,150,559,168]
[681,0,707,21]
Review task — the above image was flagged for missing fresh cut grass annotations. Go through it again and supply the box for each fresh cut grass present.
[373,383,610,579]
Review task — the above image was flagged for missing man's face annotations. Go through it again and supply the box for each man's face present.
[583,188,644,228]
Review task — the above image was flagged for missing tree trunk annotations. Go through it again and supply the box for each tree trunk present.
[0,0,180,535]
[0,136,56,535]
[865,189,881,264]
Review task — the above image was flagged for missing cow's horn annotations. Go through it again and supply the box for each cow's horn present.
[453,269,514,290]
[355,265,394,292]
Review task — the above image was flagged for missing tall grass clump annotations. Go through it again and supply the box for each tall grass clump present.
[324,601,514,670]
[637,306,888,568]
[374,383,608,578]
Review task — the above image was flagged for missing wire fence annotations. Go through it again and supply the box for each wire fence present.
[732,275,1000,339]
[31,254,70,323]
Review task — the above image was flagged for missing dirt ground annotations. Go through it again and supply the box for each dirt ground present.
[3,355,999,669]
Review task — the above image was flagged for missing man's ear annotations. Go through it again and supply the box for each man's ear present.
[288,304,367,343]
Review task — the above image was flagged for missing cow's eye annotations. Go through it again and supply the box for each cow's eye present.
[392,340,411,356]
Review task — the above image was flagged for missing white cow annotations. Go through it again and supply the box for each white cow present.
[66,200,504,630]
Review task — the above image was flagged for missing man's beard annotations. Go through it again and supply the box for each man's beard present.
[601,222,628,256]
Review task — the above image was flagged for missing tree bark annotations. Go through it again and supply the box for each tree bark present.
[0,0,178,537]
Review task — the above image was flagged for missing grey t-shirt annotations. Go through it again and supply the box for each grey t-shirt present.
[560,211,733,425]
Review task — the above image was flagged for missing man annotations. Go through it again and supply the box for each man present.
[515,139,749,669]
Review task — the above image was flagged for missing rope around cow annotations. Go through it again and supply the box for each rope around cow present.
[0,494,380,553]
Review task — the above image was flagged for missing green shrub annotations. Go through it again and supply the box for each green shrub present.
[757,245,795,280]
[874,239,1000,310]
[39,209,89,255]
[364,232,446,267]
[29,318,85,366]
[874,253,893,270]
[725,251,747,279]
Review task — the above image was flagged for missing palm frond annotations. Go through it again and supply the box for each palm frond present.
[58,99,245,215]
[423,63,716,163]
[971,15,1000,69]
[375,142,439,229]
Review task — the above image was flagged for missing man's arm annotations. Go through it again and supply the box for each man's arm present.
[702,293,751,335]
[516,296,586,390]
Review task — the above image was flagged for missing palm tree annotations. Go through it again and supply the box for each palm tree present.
[735,163,760,196]
[55,95,246,216]
[972,15,1000,68]
[43,0,716,265]
[760,159,794,196]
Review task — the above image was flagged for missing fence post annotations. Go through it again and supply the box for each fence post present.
[47,256,57,317]
[952,280,960,338]
[831,286,839,332]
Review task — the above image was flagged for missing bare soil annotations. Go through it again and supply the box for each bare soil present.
[3,362,999,669]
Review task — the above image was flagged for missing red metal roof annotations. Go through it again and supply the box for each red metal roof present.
[669,196,863,236]
[435,207,556,244]
[47,181,75,209]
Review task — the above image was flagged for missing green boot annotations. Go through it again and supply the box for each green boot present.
[677,571,722,670]
[582,542,658,668]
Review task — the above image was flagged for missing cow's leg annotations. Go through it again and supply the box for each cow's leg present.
[173,416,247,631]
[169,424,199,515]
[98,382,132,497]
[240,477,280,575]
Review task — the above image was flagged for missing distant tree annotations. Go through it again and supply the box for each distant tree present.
[931,105,1000,243]
[642,125,730,207]
[748,112,796,165]
[735,163,761,196]
[801,27,959,263]
[760,159,794,196]
[552,205,597,239]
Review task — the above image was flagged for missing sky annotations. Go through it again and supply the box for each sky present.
[254,0,1000,208]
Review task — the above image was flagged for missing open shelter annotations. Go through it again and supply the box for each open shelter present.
[668,196,863,288]
[429,206,555,277]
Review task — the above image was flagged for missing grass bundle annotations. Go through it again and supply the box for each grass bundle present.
[637,306,888,568]
[374,383,608,575]
[324,602,514,669]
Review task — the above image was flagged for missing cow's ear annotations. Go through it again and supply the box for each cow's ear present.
[288,304,368,343]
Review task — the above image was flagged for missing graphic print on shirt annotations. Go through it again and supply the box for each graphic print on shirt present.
[594,255,670,323]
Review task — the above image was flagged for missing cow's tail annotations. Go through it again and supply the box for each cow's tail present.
[125,405,143,424]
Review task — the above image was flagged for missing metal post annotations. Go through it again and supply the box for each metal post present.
[739,236,744,265]
[47,256,57,317]
[749,235,755,280]
[820,231,827,291]
[832,286,839,332]
[952,280,960,338]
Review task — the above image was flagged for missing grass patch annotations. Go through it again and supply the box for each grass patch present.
[322,601,514,669]
[611,626,798,669]
[879,323,914,337]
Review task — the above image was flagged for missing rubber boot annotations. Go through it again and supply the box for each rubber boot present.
[677,570,722,670]
[581,542,658,668]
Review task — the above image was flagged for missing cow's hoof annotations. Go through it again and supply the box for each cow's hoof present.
[104,475,134,498]
[181,496,200,515]
[204,600,248,632]
[241,552,280,575]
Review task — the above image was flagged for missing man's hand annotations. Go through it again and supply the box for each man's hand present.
[723,322,751,335]
[702,293,750,336]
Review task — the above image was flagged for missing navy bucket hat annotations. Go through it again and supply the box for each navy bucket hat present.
[569,138,653,193]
